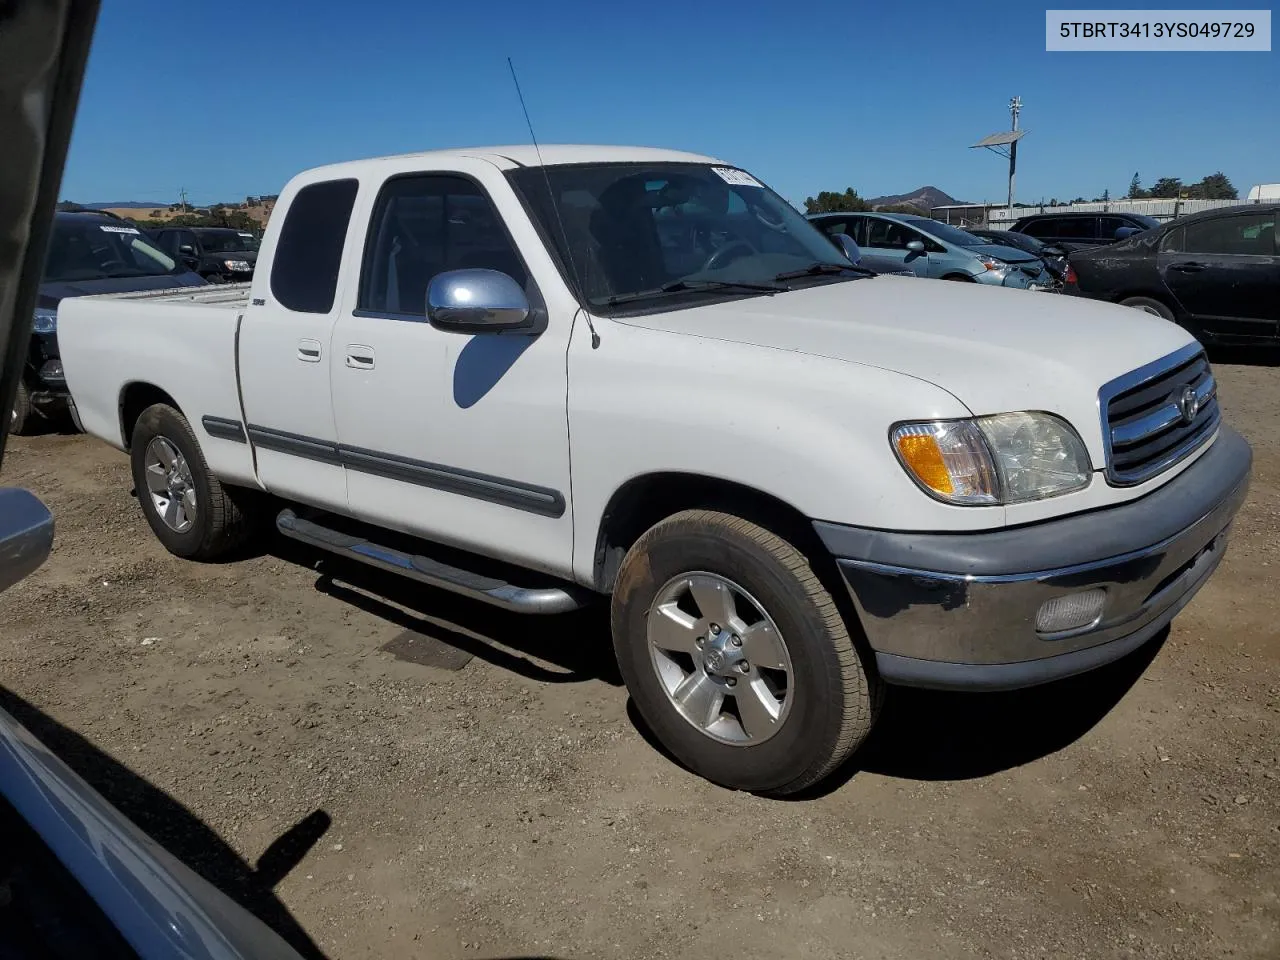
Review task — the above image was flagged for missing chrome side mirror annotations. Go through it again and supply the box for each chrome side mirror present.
[426,269,531,333]
[835,233,862,264]
[905,240,927,254]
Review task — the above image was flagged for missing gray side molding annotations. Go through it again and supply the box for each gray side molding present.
[275,509,588,614]
[0,488,54,594]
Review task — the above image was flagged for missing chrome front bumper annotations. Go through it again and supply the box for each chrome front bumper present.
[816,426,1252,691]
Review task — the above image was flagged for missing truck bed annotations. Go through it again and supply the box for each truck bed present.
[81,282,253,308]
[58,285,259,487]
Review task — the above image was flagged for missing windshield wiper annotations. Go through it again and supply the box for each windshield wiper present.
[605,278,788,307]
[773,261,876,282]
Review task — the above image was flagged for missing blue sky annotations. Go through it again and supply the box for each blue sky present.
[62,1,1276,207]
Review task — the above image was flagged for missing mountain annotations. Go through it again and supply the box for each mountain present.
[866,186,962,212]
[79,201,175,209]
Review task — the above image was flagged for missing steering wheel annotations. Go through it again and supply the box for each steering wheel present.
[699,241,756,273]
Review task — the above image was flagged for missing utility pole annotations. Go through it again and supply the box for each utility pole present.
[178,186,189,212]
[1007,96,1021,215]
[970,100,1027,225]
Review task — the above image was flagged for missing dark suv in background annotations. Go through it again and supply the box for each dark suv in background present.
[16,212,205,433]
[1010,211,1161,251]
[150,226,259,283]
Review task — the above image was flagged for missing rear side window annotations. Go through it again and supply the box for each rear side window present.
[1018,219,1054,238]
[1182,214,1277,256]
[271,178,359,313]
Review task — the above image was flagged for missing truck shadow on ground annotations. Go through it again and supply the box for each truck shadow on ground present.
[274,539,622,687]
[627,628,1169,798]
[0,686,331,959]
[821,627,1169,793]
[272,537,1164,795]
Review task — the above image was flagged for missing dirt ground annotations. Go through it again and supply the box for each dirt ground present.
[2,361,1277,960]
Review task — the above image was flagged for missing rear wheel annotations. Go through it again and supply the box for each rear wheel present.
[130,403,258,560]
[10,380,33,435]
[611,509,881,795]
[1120,296,1175,322]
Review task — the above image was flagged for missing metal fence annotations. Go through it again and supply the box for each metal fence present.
[931,197,1269,229]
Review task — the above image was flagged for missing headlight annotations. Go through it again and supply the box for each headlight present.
[224,259,252,272]
[977,258,1007,276]
[31,308,56,334]
[891,412,1091,505]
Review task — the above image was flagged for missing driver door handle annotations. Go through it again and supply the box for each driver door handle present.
[345,345,375,370]
[297,338,322,362]
[1171,262,1206,273]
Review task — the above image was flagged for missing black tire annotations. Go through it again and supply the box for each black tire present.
[1120,296,1175,322]
[611,509,881,796]
[10,380,33,435]
[129,403,257,560]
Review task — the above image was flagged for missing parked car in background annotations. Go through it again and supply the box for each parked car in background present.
[813,229,915,276]
[60,146,1248,796]
[1066,204,1278,343]
[13,212,206,434]
[150,226,258,283]
[808,212,1055,289]
[1009,211,1161,251]
[965,227,1071,287]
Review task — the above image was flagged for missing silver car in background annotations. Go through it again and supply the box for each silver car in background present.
[808,212,1056,289]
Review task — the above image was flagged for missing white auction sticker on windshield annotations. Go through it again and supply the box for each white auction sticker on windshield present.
[711,167,763,188]
[99,225,140,234]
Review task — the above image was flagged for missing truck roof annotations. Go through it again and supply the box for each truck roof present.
[302,144,723,178]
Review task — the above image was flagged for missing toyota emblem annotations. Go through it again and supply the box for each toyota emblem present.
[1176,384,1199,425]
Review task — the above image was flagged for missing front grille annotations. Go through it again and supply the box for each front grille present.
[1100,345,1219,485]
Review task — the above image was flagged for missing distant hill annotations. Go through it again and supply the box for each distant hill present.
[867,186,963,212]
[80,201,176,210]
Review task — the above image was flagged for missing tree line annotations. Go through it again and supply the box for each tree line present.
[802,188,928,216]
[803,170,1239,215]
[56,201,263,234]
[1126,171,1237,200]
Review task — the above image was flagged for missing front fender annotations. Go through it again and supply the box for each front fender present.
[567,320,997,585]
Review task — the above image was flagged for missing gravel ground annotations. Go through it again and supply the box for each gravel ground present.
[1,361,1277,960]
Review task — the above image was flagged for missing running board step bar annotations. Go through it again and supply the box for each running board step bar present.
[275,509,588,615]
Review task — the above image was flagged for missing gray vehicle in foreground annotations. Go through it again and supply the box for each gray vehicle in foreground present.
[0,4,310,957]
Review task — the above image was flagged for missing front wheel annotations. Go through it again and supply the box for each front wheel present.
[611,510,881,795]
[130,403,258,560]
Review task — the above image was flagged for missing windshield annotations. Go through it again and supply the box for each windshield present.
[903,218,982,247]
[509,163,855,312]
[195,229,257,252]
[43,219,183,282]
[972,230,1040,252]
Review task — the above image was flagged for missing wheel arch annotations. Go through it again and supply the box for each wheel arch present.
[592,472,825,594]
[119,381,183,450]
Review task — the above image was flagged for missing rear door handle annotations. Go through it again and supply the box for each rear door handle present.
[345,345,375,370]
[297,338,322,362]
[1171,262,1206,273]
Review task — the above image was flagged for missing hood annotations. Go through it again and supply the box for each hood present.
[616,277,1196,464]
[37,271,205,309]
[965,242,1039,264]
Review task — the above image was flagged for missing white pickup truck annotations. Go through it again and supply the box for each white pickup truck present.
[60,146,1251,795]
